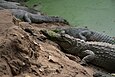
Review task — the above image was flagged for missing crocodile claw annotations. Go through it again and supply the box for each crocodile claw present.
[80,61,88,66]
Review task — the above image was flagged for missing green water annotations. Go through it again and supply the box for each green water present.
[26,0,115,36]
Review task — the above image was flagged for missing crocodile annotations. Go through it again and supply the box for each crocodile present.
[54,27,115,44]
[0,0,7,2]
[0,0,20,5]
[93,72,115,77]
[62,28,115,44]
[0,0,39,14]
[41,30,115,72]
[0,7,4,10]
[5,0,29,3]
[9,9,69,24]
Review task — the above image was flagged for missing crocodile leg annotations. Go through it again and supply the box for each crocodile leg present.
[78,30,92,41]
[80,50,95,65]
[24,13,31,23]
[78,32,87,41]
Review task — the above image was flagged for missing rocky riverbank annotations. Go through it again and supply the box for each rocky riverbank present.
[0,0,113,76]
[0,9,109,77]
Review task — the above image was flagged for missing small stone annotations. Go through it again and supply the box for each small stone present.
[23,74,31,77]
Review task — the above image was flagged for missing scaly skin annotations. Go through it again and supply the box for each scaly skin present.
[5,0,29,3]
[9,9,69,24]
[0,0,38,14]
[41,30,115,72]
[54,28,115,44]
[93,72,115,77]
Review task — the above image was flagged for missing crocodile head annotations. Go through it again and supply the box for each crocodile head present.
[41,30,86,54]
[41,30,61,41]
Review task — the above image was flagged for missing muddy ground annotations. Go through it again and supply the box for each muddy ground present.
[0,10,109,77]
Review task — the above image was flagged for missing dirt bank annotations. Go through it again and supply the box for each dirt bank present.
[0,10,108,77]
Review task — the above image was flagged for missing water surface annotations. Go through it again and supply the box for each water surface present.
[26,0,115,36]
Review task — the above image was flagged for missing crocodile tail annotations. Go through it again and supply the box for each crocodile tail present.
[90,32,115,44]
